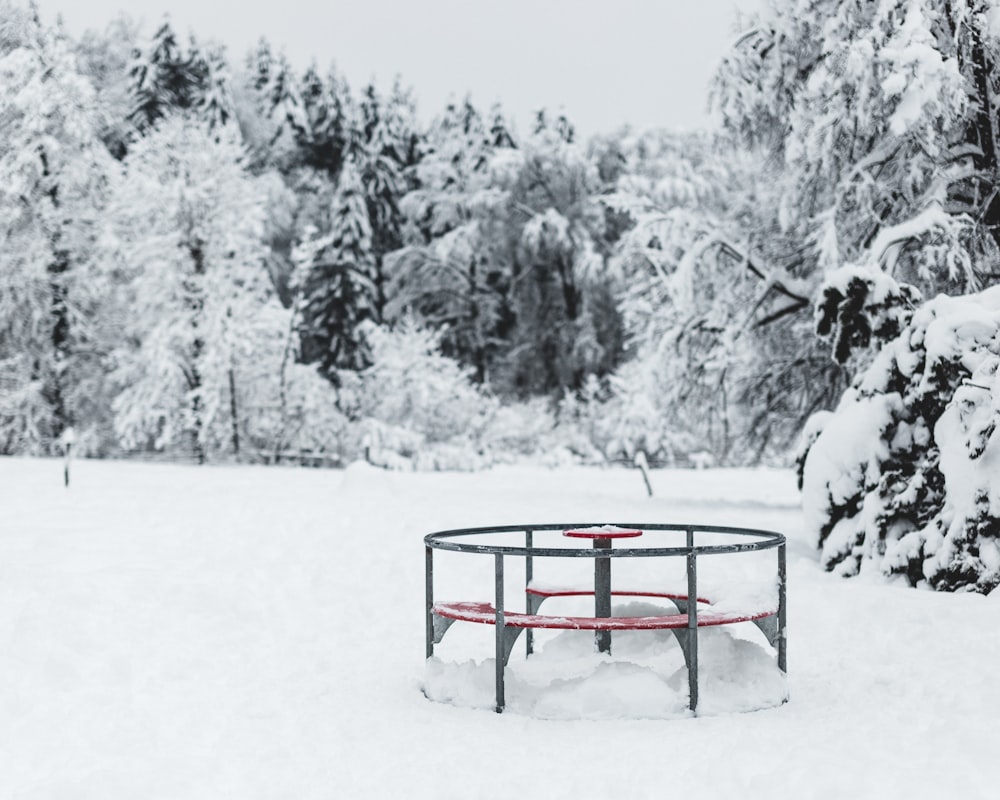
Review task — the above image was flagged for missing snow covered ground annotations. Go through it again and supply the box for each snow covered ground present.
[1,457,997,799]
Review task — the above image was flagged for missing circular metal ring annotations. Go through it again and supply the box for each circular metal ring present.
[424,522,785,558]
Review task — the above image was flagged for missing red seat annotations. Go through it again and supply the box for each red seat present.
[433,600,774,630]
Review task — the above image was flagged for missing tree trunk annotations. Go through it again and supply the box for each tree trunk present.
[228,365,240,458]
[188,241,206,464]
[468,255,486,383]
[45,246,71,438]
[274,307,297,461]
[556,254,579,322]
[40,149,71,439]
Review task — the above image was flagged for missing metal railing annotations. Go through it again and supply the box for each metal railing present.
[425,522,787,714]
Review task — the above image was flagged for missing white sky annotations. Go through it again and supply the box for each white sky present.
[41,0,763,137]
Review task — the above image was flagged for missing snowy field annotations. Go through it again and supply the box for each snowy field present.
[1,457,998,799]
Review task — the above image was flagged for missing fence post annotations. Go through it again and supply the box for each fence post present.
[634,450,653,497]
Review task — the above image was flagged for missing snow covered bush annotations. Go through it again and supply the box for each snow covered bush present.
[247,358,357,463]
[800,285,1000,593]
[334,321,588,470]
[558,372,699,467]
[479,398,566,462]
[339,321,496,469]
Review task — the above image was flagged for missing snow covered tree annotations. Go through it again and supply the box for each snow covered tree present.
[0,3,114,454]
[390,105,624,396]
[267,62,352,178]
[197,43,235,129]
[505,113,615,394]
[73,14,139,160]
[239,58,420,388]
[626,0,1000,466]
[592,128,826,462]
[715,0,1000,346]
[129,20,234,134]
[353,81,418,316]
[129,20,197,130]
[387,98,515,382]
[295,160,378,381]
[236,38,299,172]
[102,116,276,461]
[723,0,1000,588]
[479,112,625,395]
[800,283,1000,593]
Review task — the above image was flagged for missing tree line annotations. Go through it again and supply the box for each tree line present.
[5,1,1000,488]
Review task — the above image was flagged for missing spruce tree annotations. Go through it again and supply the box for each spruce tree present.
[286,64,351,177]
[129,20,234,134]
[295,160,378,381]
[355,82,416,317]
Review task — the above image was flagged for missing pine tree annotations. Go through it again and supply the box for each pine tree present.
[129,20,197,130]
[198,43,234,129]
[129,20,234,134]
[355,82,417,316]
[240,37,298,165]
[284,63,351,177]
[488,103,516,149]
[295,160,378,381]
[800,284,1000,593]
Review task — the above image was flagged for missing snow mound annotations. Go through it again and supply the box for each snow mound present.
[423,605,786,719]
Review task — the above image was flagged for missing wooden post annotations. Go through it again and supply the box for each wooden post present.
[634,451,653,497]
[228,366,241,458]
[61,427,76,488]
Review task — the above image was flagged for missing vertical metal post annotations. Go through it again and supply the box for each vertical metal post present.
[595,537,612,654]
[494,553,505,713]
[525,530,534,656]
[686,527,699,713]
[778,541,787,673]
[425,545,434,659]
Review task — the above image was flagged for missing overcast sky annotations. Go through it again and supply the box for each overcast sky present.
[41,0,763,137]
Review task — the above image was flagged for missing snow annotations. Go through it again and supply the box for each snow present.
[2,457,998,798]
[881,3,960,137]
[563,524,641,536]
[867,204,952,272]
[800,387,899,547]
